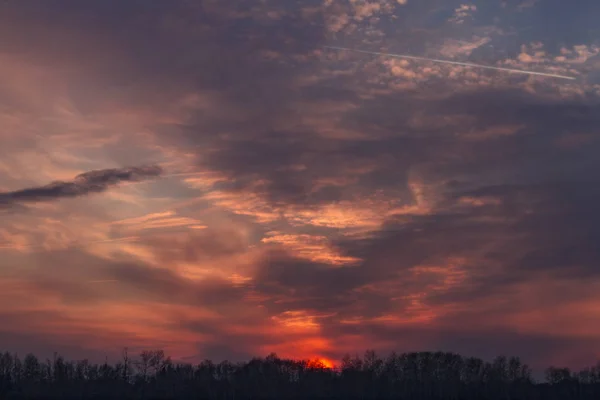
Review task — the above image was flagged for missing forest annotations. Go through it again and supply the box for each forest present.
[0,348,599,399]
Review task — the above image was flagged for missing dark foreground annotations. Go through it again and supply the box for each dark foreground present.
[1,349,599,399]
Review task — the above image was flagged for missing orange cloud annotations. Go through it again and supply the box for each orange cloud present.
[262,233,361,266]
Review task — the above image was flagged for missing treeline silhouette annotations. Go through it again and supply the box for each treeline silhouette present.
[1,348,599,399]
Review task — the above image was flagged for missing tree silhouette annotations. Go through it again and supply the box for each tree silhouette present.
[0,347,599,399]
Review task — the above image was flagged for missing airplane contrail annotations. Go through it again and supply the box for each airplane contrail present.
[323,46,577,80]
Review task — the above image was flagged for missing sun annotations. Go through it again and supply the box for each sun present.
[307,357,335,369]
[319,358,335,369]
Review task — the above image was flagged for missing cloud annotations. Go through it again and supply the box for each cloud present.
[438,36,492,59]
[1,0,600,372]
[500,0,539,10]
[0,165,163,209]
[449,4,477,24]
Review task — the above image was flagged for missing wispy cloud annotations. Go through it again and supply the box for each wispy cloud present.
[0,165,163,209]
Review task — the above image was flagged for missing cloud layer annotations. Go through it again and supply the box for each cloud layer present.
[0,0,599,372]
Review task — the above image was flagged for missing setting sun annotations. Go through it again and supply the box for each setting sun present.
[307,358,335,370]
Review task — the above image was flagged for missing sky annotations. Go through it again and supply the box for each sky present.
[1,0,600,372]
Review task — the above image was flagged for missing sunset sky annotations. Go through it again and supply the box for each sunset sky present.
[1,0,600,372]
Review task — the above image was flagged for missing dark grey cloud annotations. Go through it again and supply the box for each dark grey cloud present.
[16,245,249,310]
[105,261,247,308]
[325,177,600,310]
[198,82,600,212]
[0,0,327,108]
[3,0,598,213]
[225,173,600,329]
[144,228,250,264]
[253,250,370,310]
[456,181,600,276]
[0,165,163,209]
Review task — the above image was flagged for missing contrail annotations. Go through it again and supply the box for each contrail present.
[323,46,576,80]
